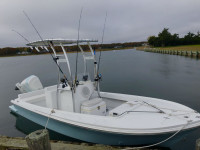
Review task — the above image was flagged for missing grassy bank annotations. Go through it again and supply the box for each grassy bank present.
[137,45,200,51]
[156,45,200,51]
[136,45,200,58]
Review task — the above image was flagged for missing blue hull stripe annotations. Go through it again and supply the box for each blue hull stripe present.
[11,105,195,146]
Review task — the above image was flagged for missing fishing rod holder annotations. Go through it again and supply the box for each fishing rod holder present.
[94,74,102,82]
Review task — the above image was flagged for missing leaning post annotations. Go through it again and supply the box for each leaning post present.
[25,129,51,150]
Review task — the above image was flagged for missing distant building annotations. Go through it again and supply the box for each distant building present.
[114,46,122,49]
[142,43,149,46]
[17,51,30,55]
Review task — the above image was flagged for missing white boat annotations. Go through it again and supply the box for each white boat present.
[9,39,200,147]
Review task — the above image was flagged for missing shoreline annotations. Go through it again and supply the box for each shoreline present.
[136,45,200,58]
[0,47,134,58]
[136,45,200,51]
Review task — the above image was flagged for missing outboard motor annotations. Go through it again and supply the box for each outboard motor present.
[15,75,43,93]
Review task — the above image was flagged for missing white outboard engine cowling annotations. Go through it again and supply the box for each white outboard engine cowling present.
[15,75,43,93]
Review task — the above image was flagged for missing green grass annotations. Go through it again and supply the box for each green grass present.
[137,45,200,51]
[155,45,200,51]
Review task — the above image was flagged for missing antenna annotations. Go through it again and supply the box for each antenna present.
[23,11,68,82]
[74,7,83,88]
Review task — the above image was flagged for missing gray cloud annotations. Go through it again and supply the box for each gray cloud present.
[0,0,200,47]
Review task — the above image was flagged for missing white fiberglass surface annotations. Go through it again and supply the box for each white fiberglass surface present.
[29,98,46,107]
[16,89,200,131]
[102,97,126,111]
[14,98,200,133]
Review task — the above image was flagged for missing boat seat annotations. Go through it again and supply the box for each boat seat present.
[81,98,106,116]
[82,98,103,107]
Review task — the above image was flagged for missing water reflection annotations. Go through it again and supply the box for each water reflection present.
[12,112,171,150]
[12,112,82,142]
[4,49,200,150]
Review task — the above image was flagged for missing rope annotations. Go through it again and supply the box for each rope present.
[122,120,191,150]
[45,109,55,129]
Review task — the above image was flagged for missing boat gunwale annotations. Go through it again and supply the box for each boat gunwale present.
[10,95,200,135]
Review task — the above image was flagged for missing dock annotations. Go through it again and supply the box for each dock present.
[0,135,116,150]
[0,135,167,150]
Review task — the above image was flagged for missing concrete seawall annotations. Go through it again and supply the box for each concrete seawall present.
[0,135,165,150]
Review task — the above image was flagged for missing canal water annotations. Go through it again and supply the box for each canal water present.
[1,48,200,150]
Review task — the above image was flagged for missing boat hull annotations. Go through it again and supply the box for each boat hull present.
[10,105,196,147]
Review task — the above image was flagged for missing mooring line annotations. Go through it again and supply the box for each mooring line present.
[45,109,55,129]
[122,120,191,150]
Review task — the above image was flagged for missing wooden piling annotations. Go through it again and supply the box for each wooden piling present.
[25,129,51,150]
[185,51,188,56]
[196,138,200,150]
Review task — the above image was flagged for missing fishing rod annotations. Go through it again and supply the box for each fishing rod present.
[97,12,107,78]
[95,12,107,97]
[12,29,30,43]
[74,7,83,90]
[23,11,68,83]
[11,29,41,52]
[12,29,36,51]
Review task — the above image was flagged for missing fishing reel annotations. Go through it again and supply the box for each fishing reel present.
[60,78,68,88]
[95,73,102,82]
[53,56,59,62]
[75,80,79,86]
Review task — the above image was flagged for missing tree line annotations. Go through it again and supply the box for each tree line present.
[0,42,145,56]
[148,28,200,47]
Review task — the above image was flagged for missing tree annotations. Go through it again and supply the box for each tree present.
[184,32,196,44]
[158,28,172,47]
[147,28,200,47]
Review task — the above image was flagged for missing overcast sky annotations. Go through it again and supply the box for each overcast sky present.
[0,0,200,48]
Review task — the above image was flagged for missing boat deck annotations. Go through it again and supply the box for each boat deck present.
[12,86,200,135]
